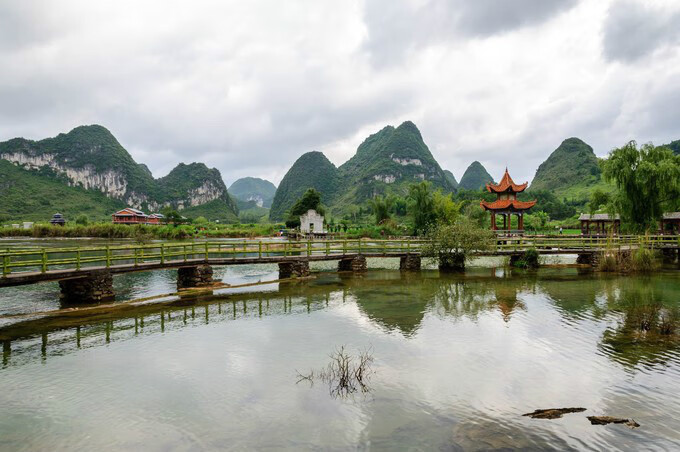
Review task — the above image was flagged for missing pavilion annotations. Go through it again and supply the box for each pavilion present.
[578,213,620,235]
[480,169,536,232]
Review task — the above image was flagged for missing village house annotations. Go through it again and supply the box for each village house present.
[300,209,325,234]
[112,208,164,225]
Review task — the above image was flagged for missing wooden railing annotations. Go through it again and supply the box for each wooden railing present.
[1,235,678,277]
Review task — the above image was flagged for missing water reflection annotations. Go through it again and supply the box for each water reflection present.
[1,268,680,449]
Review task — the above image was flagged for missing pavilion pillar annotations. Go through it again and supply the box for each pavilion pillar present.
[503,214,507,231]
[491,212,496,230]
[519,214,524,231]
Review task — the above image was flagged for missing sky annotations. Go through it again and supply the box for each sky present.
[1,0,679,186]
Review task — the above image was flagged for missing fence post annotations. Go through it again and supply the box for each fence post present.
[358,239,362,254]
[3,254,9,276]
[41,249,47,273]
[161,244,165,264]
[205,242,209,261]
[76,248,81,270]
[343,240,347,255]
[326,241,330,256]
[407,238,410,253]
[183,245,187,262]
[307,240,311,257]
[259,241,262,259]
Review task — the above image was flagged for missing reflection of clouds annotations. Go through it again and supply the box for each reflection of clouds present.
[2,271,680,449]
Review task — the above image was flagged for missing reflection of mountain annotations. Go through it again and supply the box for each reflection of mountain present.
[348,273,433,336]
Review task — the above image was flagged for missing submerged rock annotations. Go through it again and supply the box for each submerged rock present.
[587,416,640,428]
[522,408,586,419]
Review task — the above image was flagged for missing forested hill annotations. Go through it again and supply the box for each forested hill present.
[268,151,340,221]
[0,125,237,221]
[443,170,459,189]
[458,161,494,190]
[529,137,611,201]
[229,177,277,208]
[269,121,456,219]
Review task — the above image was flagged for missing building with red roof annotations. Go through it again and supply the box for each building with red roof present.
[480,168,536,232]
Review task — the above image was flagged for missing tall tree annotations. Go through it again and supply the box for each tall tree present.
[408,182,436,235]
[368,195,394,225]
[603,141,680,232]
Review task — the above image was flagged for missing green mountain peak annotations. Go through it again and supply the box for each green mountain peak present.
[458,161,494,190]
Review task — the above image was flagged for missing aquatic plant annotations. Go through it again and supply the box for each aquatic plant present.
[297,346,374,399]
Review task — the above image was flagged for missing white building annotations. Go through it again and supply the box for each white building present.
[300,209,325,234]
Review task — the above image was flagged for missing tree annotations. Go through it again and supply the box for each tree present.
[286,188,325,228]
[368,195,394,225]
[588,189,611,215]
[421,217,495,271]
[603,141,680,232]
[432,191,463,225]
[75,214,89,226]
[408,182,436,235]
[161,208,184,226]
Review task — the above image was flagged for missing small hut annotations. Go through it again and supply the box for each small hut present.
[660,212,680,235]
[579,213,620,235]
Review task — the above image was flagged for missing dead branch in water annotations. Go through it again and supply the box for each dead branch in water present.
[296,345,375,399]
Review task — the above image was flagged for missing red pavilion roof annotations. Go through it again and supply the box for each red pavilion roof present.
[486,169,528,193]
[480,199,537,211]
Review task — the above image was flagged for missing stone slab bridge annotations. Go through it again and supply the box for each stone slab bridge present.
[1,236,678,303]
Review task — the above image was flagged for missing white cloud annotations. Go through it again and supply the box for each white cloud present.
[0,0,679,186]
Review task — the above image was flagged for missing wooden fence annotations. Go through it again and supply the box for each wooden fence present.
[1,235,679,277]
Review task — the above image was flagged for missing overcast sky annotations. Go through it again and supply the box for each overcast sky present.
[1,0,679,186]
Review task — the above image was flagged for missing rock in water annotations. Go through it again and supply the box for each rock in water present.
[587,416,640,428]
[522,408,587,419]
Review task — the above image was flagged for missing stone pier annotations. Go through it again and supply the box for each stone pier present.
[399,254,421,271]
[577,253,596,266]
[177,265,214,289]
[59,270,114,304]
[338,255,367,273]
[278,260,310,279]
[662,248,677,264]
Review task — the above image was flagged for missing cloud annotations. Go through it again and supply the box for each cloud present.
[0,0,679,188]
[362,0,578,67]
[602,0,680,62]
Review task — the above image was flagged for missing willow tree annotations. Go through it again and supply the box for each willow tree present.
[603,141,680,232]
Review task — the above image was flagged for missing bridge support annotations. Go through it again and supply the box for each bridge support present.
[662,248,677,264]
[278,260,310,279]
[577,253,595,266]
[399,254,421,271]
[177,265,214,289]
[338,255,367,273]
[59,270,114,304]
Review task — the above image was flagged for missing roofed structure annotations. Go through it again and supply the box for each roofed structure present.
[480,168,535,232]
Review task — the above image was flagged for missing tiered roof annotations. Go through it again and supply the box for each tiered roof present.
[485,168,528,193]
[480,199,537,210]
[480,168,536,212]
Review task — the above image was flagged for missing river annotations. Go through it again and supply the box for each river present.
[0,239,679,450]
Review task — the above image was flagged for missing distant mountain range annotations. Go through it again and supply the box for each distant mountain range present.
[1,122,676,223]
[0,125,237,221]
[228,177,277,208]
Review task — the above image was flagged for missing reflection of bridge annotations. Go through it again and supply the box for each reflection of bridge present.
[1,236,678,301]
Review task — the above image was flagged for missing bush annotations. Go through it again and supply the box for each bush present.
[75,214,89,225]
[512,248,540,269]
[421,218,494,271]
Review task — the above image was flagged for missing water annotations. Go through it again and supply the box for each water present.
[1,254,680,450]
